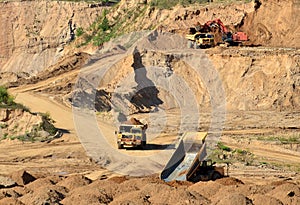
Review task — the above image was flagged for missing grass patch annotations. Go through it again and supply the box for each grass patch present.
[257,134,300,144]
[149,0,208,9]
[210,142,254,166]
[148,0,252,9]
[217,142,231,152]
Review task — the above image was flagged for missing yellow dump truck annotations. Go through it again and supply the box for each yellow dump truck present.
[116,118,147,149]
[186,33,215,49]
[160,132,226,182]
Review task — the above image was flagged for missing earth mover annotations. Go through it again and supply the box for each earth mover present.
[186,159,225,182]
[116,118,147,149]
[199,18,248,46]
[186,32,215,49]
[161,132,226,182]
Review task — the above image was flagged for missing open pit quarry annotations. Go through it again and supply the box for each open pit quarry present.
[0,0,299,204]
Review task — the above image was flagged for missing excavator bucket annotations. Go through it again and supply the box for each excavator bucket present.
[160,132,207,182]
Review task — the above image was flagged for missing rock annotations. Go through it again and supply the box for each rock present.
[0,176,16,188]
[10,170,36,186]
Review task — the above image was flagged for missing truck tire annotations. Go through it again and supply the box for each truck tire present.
[139,141,146,150]
[117,143,123,149]
[212,172,222,180]
[188,41,195,49]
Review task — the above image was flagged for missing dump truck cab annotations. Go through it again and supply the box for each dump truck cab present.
[116,124,146,149]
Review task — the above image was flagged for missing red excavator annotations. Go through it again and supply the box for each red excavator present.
[196,18,248,46]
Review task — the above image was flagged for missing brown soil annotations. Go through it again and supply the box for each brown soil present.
[0,173,299,205]
[0,0,300,204]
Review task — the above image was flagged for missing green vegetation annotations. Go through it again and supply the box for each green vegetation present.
[77,3,149,47]
[0,86,29,111]
[1,112,58,142]
[0,87,58,142]
[210,142,254,166]
[210,137,300,172]
[76,27,84,37]
[257,134,300,144]
[40,111,58,136]
[217,142,231,152]
[149,0,208,9]
[91,10,112,46]
[0,86,15,106]
[149,0,252,9]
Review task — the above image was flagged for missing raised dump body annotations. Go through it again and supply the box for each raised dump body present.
[160,132,207,182]
[161,132,224,182]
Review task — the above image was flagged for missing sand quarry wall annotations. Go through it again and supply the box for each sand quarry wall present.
[0,0,299,75]
[96,47,299,112]
[241,0,300,48]
[0,0,299,113]
[0,1,104,74]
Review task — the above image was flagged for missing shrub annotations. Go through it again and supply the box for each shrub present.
[76,27,84,37]
[217,142,231,152]
[0,86,15,106]
[149,0,210,9]
[40,112,57,135]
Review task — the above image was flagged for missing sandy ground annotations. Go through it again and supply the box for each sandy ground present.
[5,90,299,181]
[0,1,299,204]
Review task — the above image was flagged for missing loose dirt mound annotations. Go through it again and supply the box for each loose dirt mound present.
[10,170,36,186]
[0,108,57,141]
[215,177,244,186]
[268,182,300,205]
[56,175,91,190]
[0,172,299,204]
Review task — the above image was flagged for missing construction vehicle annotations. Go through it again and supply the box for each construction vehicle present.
[190,18,248,46]
[186,32,215,49]
[203,18,248,46]
[160,132,226,182]
[116,118,147,149]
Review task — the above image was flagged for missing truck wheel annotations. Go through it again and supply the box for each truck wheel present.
[212,172,222,181]
[188,41,194,48]
[117,143,123,149]
[139,142,146,149]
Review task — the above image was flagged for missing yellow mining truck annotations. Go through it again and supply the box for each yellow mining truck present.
[116,118,147,149]
[186,33,215,49]
[161,132,226,182]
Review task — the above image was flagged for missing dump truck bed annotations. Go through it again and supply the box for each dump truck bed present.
[160,132,207,182]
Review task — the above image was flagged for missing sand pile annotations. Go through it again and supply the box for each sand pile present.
[0,170,299,205]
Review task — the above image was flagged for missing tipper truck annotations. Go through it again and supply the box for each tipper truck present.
[161,132,226,182]
[116,118,147,149]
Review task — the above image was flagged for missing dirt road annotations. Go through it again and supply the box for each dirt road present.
[9,90,176,177]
